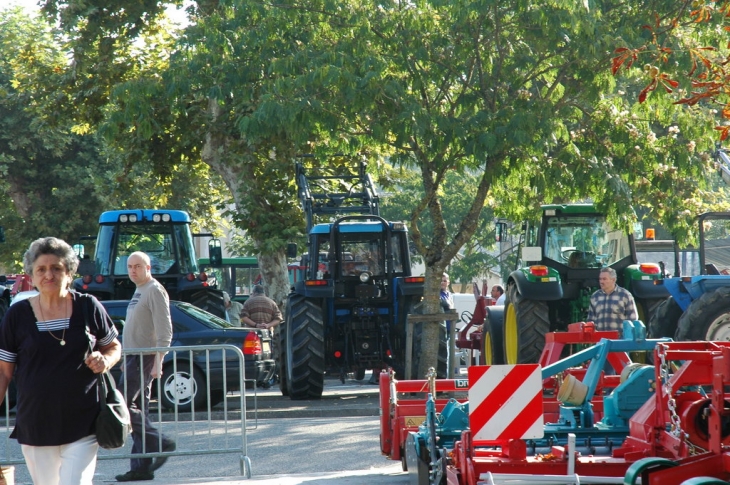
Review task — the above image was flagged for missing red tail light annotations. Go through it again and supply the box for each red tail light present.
[199,272,208,282]
[243,333,262,355]
[639,263,661,274]
[94,274,105,284]
[404,276,425,284]
[82,274,93,284]
[529,265,549,277]
[185,273,196,282]
[305,280,328,286]
[334,351,342,358]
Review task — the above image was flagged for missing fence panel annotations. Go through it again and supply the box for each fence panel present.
[0,344,257,478]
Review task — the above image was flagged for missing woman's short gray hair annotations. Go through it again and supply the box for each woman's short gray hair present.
[23,237,79,276]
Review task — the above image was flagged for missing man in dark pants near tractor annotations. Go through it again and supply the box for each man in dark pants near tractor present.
[116,251,176,482]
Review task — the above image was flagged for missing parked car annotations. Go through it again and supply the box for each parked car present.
[101,300,276,411]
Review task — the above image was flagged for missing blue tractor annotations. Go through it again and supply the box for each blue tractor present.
[648,211,730,340]
[279,160,440,400]
[72,209,227,318]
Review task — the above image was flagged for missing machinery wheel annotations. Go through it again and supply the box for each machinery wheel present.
[412,322,448,379]
[675,287,730,341]
[285,294,325,400]
[160,361,207,411]
[189,288,227,319]
[680,478,730,485]
[648,296,683,338]
[355,367,366,381]
[483,315,505,365]
[624,457,678,485]
[503,282,549,364]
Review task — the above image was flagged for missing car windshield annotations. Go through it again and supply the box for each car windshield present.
[174,302,233,329]
[544,215,630,268]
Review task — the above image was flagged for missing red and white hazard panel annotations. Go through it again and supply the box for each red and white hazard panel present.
[468,365,543,441]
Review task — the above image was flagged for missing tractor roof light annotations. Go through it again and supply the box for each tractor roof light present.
[119,215,128,223]
[162,213,171,222]
[529,265,549,277]
[639,263,661,275]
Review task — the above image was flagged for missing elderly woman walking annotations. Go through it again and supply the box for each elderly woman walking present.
[0,237,121,485]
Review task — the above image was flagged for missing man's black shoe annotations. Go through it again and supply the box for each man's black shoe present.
[115,470,154,482]
[149,440,176,472]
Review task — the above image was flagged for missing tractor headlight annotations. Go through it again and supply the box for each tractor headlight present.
[359,272,371,283]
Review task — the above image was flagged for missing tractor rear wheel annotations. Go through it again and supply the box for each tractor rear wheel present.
[285,294,325,400]
[278,308,290,397]
[648,296,683,339]
[675,287,730,341]
[503,282,549,364]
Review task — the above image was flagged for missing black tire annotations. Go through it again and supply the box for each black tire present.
[675,287,730,341]
[278,316,290,397]
[286,294,325,400]
[483,315,505,365]
[160,361,207,411]
[355,367,366,381]
[648,297,683,339]
[636,298,664,334]
[189,289,227,319]
[503,282,549,364]
[412,323,448,379]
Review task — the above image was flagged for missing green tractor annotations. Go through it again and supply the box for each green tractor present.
[490,204,672,364]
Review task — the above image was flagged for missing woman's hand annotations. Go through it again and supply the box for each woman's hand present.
[85,351,108,374]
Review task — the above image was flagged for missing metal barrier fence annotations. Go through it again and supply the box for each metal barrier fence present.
[0,344,257,478]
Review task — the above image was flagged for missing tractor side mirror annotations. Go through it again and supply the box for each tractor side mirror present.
[208,239,222,266]
[286,243,298,259]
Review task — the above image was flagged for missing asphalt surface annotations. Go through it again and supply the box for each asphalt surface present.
[6,373,404,485]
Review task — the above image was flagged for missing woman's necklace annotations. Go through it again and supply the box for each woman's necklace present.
[37,297,68,346]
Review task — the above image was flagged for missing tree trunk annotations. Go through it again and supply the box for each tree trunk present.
[417,265,448,379]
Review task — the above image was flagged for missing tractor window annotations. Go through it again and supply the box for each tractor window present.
[340,237,384,276]
[702,218,730,274]
[544,216,630,268]
[390,235,404,273]
[95,225,116,275]
[108,223,198,276]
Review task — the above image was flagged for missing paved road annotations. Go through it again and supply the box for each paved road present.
[6,373,406,484]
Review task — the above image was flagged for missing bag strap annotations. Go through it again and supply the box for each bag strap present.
[80,295,117,398]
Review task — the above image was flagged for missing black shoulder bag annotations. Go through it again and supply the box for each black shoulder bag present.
[83,296,131,449]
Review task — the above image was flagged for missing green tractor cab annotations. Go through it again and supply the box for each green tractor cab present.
[495,204,670,364]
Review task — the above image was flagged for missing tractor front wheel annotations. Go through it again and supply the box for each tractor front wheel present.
[285,294,325,400]
[648,296,683,339]
[503,282,549,364]
[675,287,730,341]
